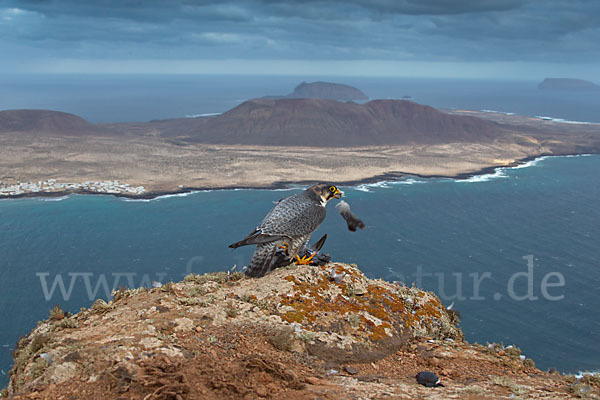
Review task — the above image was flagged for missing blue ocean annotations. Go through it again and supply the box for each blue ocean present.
[1,75,600,386]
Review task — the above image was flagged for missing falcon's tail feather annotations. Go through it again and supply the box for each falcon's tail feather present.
[310,234,327,252]
[229,230,285,249]
[244,241,280,278]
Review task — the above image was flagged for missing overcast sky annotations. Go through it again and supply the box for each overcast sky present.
[1,0,599,78]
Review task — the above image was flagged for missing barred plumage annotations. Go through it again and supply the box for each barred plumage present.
[229,183,342,277]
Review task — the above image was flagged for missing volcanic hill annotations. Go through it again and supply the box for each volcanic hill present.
[181,98,507,146]
[0,109,108,136]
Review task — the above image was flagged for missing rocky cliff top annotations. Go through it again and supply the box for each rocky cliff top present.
[5,263,598,399]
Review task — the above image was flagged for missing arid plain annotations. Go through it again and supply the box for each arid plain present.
[1,102,599,197]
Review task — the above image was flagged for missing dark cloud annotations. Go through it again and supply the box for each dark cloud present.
[1,0,599,66]
[296,0,526,15]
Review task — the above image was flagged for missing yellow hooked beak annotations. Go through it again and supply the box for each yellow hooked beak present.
[333,188,342,199]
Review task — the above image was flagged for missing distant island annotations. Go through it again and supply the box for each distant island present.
[538,78,600,91]
[264,81,368,101]
[1,98,599,198]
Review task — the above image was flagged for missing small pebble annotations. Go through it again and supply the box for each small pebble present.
[255,386,268,397]
[416,371,444,387]
[39,353,53,364]
[305,376,321,385]
[343,366,359,375]
[329,269,346,283]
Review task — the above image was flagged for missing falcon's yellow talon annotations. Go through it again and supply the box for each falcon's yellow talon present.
[294,253,315,265]
[279,243,289,253]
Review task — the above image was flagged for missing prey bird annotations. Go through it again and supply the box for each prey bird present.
[229,183,342,277]
[270,233,330,271]
[336,200,365,231]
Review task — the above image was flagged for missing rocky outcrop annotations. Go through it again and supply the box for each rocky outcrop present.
[5,263,597,399]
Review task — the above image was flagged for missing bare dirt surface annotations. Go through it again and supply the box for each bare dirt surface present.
[0,133,549,196]
[4,263,598,399]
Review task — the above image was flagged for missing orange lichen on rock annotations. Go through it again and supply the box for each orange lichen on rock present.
[276,263,460,347]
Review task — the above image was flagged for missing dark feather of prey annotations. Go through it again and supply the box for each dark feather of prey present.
[335,200,365,232]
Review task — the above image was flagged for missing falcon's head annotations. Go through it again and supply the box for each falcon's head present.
[310,183,343,204]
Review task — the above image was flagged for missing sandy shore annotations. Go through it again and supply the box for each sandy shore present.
[1,110,598,199]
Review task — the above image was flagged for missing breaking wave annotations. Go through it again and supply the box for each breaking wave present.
[184,112,221,118]
[534,115,598,125]
[481,109,516,115]
[457,169,509,183]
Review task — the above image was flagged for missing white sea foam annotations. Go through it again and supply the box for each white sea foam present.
[122,198,152,202]
[576,370,600,379]
[398,178,418,185]
[457,169,509,183]
[355,181,392,192]
[38,196,70,202]
[365,181,391,189]
[510,156,550,169]
[392,178,425,185]
[151,191,203,200]
[534,115,599,125]
[353,177,426,191]
[481,109,515,115]
[122,186,295,201]
[185,112,221,118]
[478,108,598,125]
[454,155,560,183]
[121,191,205,202]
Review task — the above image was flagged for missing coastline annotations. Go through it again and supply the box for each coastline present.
[1,152,595,201]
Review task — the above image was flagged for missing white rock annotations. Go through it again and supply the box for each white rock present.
[49,362,78,384]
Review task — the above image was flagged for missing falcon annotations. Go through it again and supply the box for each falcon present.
[229,183,342,277]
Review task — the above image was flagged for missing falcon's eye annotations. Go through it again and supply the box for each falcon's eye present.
[329,186,337,193]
